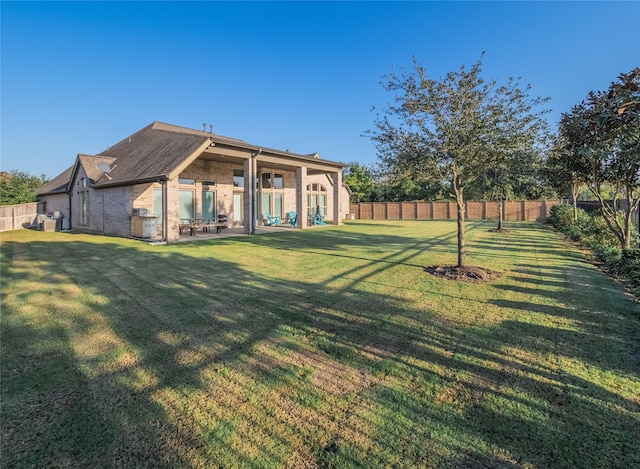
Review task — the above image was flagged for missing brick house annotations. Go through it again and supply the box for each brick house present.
[36,122,350,242]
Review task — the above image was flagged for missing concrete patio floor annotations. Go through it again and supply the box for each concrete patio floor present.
[173,224,301,242]
[139,222,331,244]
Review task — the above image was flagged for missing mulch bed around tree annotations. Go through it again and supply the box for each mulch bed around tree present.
[424,265,502,283]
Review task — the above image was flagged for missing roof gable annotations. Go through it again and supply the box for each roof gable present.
[78,155,118,184]
[95,122,211,186]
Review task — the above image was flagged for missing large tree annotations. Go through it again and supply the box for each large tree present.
[556,68,639,248]
[368,54,550,267]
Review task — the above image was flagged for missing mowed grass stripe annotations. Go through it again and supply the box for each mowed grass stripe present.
[1,221,639,468]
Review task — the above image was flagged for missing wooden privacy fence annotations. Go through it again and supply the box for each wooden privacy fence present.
[349,200,561,222]
[0,202,44,232]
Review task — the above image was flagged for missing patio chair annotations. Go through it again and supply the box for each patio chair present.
[287,211,297,227]
[313,213,327,226]
[264,212,281,226]
[311,207,326,226]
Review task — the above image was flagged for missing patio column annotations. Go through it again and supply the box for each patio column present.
[296,166,307,229]
[332,170,343,225]
[166,177,180,242]
[244,156,257,234]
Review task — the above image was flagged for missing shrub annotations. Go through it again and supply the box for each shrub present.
[620,249,640,285]
[547,204,578,232]
[592,245,640,294]
[592,244,621,268]
[580,211,619,248]
[547,205,619,248]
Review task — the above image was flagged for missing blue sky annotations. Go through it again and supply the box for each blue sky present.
[1,1,639,179]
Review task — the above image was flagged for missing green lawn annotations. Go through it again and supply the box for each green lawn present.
[1,220,639,468]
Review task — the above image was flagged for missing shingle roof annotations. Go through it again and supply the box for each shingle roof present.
[95,122,211,186]
[42,121,346,190]
[78,154,118,184]
[35,165,74,196]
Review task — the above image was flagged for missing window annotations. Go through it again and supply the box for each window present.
[80,191,88,224]
[306,183,327,217]
[179,178,195,185]
[153,188,163,224]
[202,180,216,187]
[274,193,283,218]
[260,193,271,218]
[233,169,244,187]
[233,193,244,223]
[261,172,271,189]
[202,190,216,220]
[273,173,283,190]
[179,190,195,219]
[259,170,285,220]
[79,177,90,224]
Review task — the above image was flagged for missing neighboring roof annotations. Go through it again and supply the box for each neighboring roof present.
[35,165,74,196]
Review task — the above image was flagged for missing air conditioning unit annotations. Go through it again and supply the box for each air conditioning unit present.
[131,215,157,238]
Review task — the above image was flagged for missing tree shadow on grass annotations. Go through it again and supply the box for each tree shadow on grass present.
[2,229,639,468]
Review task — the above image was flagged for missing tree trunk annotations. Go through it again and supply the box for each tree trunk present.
[497,199,503,231]
[591,184,628,249]
[623,187,639,250]
[451,171,466,267]
[458,201,466,267]
[624,213,632,249]
[571,181,579,222]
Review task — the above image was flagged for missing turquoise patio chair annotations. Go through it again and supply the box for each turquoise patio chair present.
[264,213,281,226]
[287,211,297,227]
[313,213,327,226]
[311,208,327,226]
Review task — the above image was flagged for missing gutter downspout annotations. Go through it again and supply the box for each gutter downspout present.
[161,177,168,243]
[68,191,72,228]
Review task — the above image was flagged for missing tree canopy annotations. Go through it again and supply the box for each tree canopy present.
[552,68,639,248]
[367,54,550,267]
[343,163,375,203]
[0,170,48,205]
